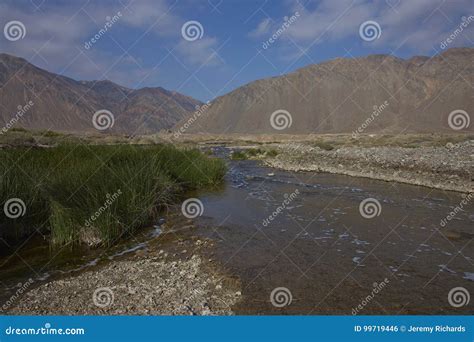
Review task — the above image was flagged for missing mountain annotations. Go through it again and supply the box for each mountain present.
[181,48,474,134]
[0,53,201,135]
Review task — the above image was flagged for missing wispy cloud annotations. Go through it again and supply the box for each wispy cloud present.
[0,0,220,88]
[251,0,474,55]
[248,18,272,38]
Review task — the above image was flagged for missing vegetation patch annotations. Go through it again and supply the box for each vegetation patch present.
[0,144,225,248]
[230,148,278,160]
[230,151,247,160]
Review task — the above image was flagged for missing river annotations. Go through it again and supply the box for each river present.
[1,146,473,314]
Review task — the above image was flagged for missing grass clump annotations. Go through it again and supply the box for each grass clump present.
[265,149,279,157]
[231,148,279,160]
[230,151,247,160]
[246,148,264,157]
[0,144,225,247]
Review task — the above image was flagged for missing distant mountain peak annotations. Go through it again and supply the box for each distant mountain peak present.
[180,47,474,134]
[0,53,201,134]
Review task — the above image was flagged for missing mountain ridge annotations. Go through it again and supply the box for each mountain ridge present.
[180,47,474,134]
[0,53,202,134]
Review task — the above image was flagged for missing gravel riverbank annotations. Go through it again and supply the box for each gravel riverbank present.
[265,141,474,193]
[9,238,241,315]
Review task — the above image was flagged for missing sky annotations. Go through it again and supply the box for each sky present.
[1,0,473,102]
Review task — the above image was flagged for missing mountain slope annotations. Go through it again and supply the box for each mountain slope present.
[182,48,474,134]
[0,53,201,134]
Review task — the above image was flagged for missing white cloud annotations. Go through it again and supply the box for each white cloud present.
[252,0,474,54]
[249,18,272,38]
[175,37,222,66]
[120,0,181,37]
[0,0,220,87]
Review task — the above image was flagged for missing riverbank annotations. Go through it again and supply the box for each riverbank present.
[264,140,473,193]
[8,236,241,315]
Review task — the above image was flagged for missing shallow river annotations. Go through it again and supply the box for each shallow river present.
[1,147,473,314]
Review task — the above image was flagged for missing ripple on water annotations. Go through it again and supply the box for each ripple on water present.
[352,256,365,266]
[463,272,474,282]
[438,264,456,274]
[351,238,370,246]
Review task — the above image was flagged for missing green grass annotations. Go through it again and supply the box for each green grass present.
[230,151,247,160]
[0,144,225,247]
[265,149,279,157]
[246,148,264,157]
[231,148,279,160]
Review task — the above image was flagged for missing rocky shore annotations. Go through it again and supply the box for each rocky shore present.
[265,140,474,193]
[9,239,241,315]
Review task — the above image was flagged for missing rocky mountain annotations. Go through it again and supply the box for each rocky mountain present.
[181,48,474,134]
[0,53,201,134]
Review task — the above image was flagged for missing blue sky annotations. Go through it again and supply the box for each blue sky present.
[1,0,473,102]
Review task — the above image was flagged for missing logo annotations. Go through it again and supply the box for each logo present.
[448,110,470,131]
[93,287,114,308]
[181,21,204,41]
[270,287,293,307]
[92,109,115,131]
[448,287,470,308]
[359,198,382,219]
[359,21,382,42]
[181,198,204,218]
[270,109,293,130]
[4,21,26,41]
[3,198,26,219]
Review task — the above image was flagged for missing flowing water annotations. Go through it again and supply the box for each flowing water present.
[1,146,473,314]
